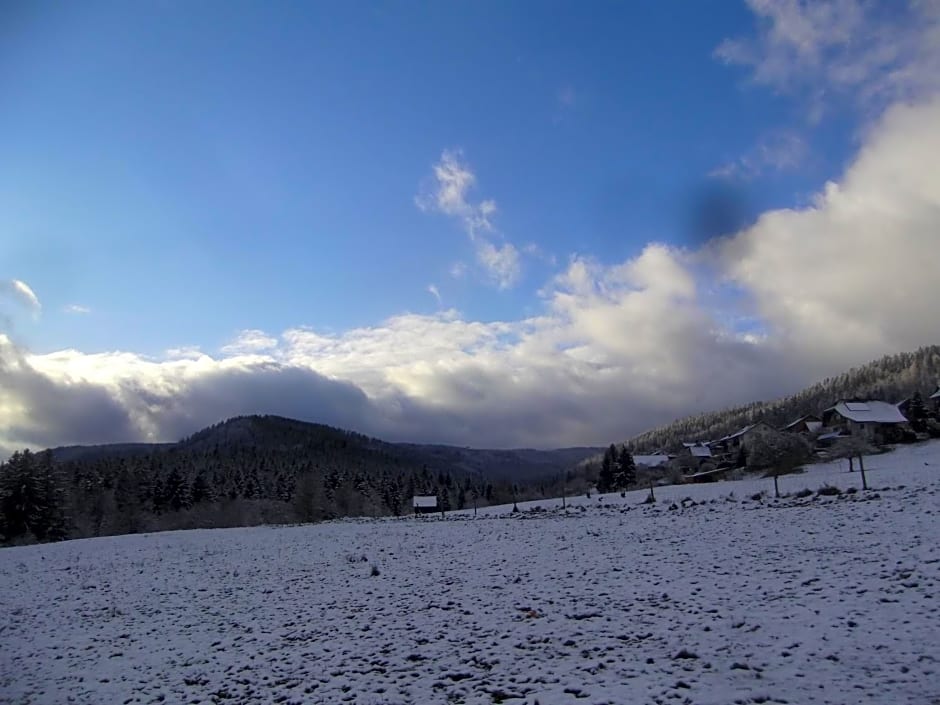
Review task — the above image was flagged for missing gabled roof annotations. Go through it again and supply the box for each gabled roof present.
[689,445,712,458]
[931,386,940,400]
[783,414,821,430]
[824,400,908,424]
[712,421,775,445]
[720,424,756,442]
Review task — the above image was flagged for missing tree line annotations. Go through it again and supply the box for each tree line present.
[0,416,579,545]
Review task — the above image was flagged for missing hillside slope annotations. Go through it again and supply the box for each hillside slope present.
[627,345,940,452]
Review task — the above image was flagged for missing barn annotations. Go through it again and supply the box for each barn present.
[412,495,439,516]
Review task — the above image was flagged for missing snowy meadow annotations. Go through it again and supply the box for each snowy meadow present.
[2,443,940,705]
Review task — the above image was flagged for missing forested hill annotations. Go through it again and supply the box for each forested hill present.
[628,345,940,452]
[0,416,598,543]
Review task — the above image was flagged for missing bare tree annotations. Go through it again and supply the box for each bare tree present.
[831,436,877,490]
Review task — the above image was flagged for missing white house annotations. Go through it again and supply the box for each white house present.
[821,400,908,444]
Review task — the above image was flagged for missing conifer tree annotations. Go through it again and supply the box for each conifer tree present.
[614,446,637,490]
[597,445,616,493]
[907,392,928,432]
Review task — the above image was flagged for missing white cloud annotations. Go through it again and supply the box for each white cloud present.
[1,279,41,317]
[220,329,279,355]
[715,0,940,113]
[710,130,807,180]
[417,150,524,288]
[64,304,91,315]
[165,346,204,360]
[427,284,442,305]
[476,241,521,290]
[716,97,940,373]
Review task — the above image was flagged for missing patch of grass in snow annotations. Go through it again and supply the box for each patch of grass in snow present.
[816,485,842,497]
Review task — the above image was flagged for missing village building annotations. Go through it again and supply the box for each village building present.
[782,414,823,435]
[412,495,438,516]
[708,421,778,465]
[931,386,940,414]
[676,443,712,473]
[821,400,909,445]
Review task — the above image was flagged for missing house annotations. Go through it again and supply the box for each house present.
[821,400,909,444]
[782,414,823,435]
[677,443,712,472]
[412,495,438,516]
[708,422,778,465]
[931,386,940,414]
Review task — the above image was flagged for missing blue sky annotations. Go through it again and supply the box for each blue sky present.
[2,0,939,450]
[3,0,848,354]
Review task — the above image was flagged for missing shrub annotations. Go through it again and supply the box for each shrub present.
[794,488,813,498]
[816,485,842,496]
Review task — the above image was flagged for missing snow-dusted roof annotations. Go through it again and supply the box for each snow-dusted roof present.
[826,401,908,424]
[412,495,438,508]
[689,445,712,458]
[817,431,846,441]
[931,387,940,400]
[784,414,821,431]
[719,424,756,442]
[682,441,709,448]
[634,454,669,467]
[686,466,728,479]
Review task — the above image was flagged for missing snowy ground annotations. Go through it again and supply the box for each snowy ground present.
[2,443,940,705]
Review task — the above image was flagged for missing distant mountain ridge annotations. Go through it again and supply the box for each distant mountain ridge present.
[627,345,940,453]
[22,415,599,541]
[51,415,601,482]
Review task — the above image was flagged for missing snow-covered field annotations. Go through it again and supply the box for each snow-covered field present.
[2,443,940,705]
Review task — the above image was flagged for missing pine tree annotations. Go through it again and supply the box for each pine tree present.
[597,445,616,493]
[114,466,144,534]
[614,447,636,490]
[0,451,41,541]
[907,392,928,432]
[33,450,67,541]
